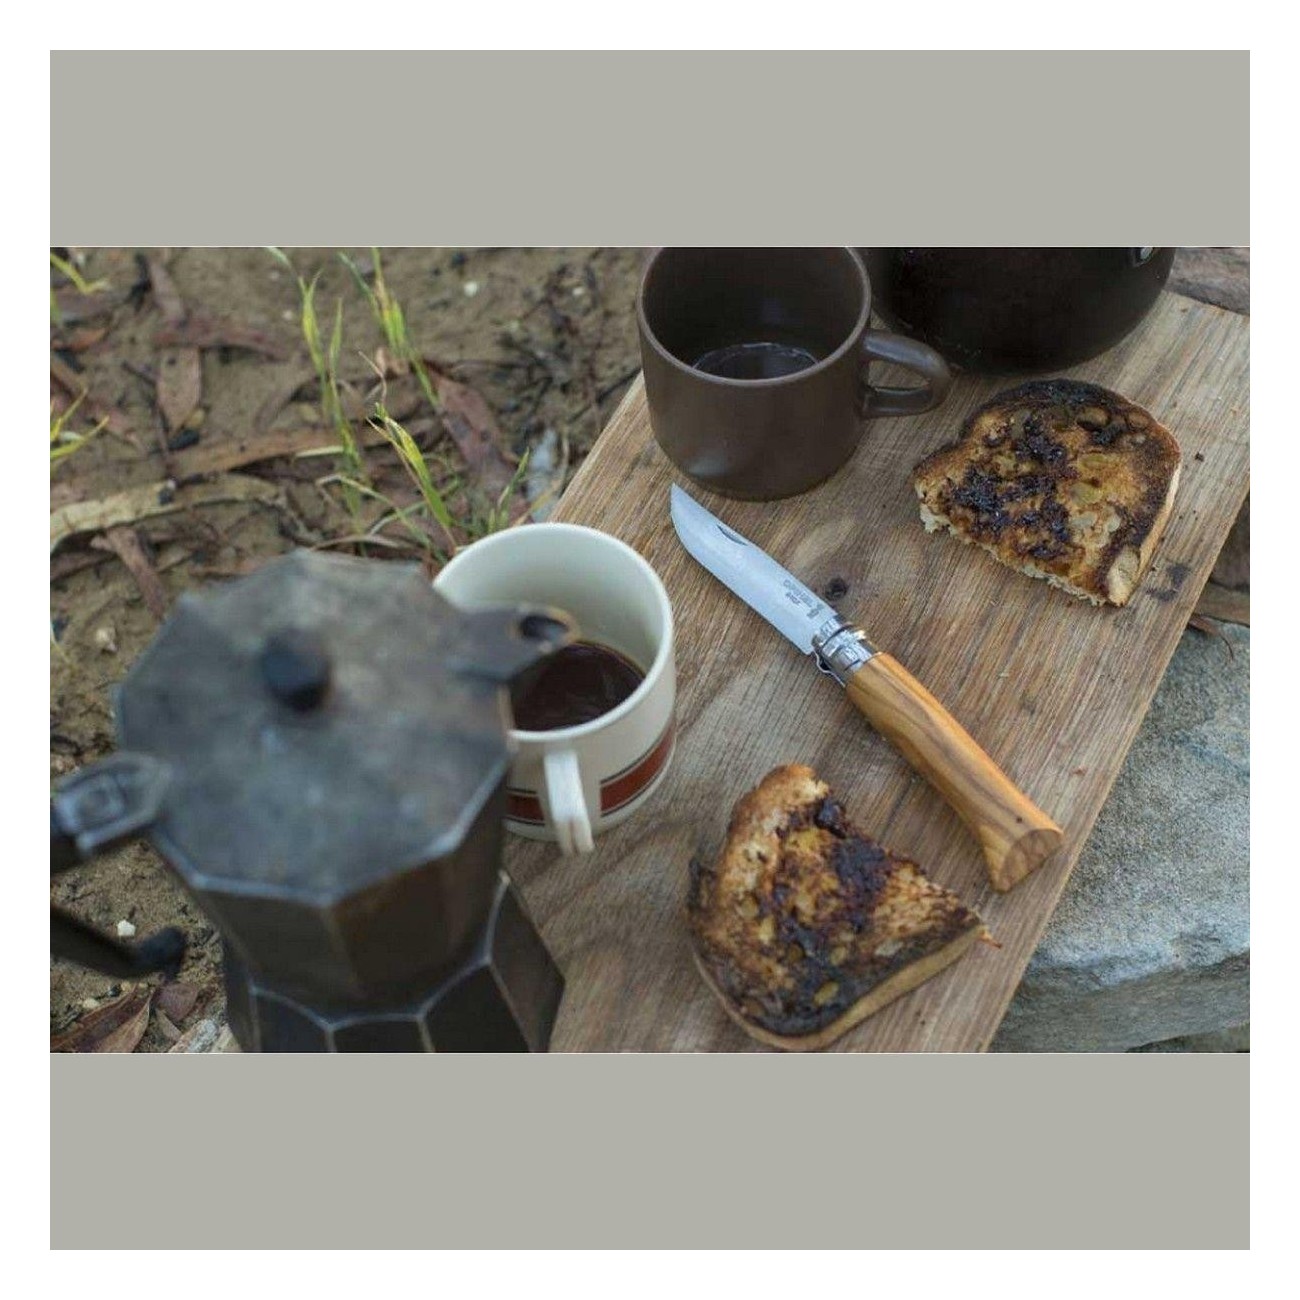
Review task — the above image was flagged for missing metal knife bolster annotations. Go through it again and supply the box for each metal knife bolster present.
[811,618,879,686]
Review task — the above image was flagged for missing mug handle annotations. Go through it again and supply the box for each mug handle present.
[859,329,952,419]
[542,749,595,855]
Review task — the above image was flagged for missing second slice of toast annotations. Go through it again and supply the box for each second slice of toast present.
[687,765,987,1051]
[913,379,1181,607]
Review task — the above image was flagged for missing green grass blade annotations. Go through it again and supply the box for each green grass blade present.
[485,449,531,532]
[338,252,382,326]
[328,297,344,375]
[326,474,442,555]
[372,406,457,539]
[50,251,109,296]
[301,273,325,378]
[50,406,107,471]
[265,245,296,276]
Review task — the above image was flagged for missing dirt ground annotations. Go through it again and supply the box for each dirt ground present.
[50,247,647,1049]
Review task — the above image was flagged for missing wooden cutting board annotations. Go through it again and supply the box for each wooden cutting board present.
[503,289,1250,1052]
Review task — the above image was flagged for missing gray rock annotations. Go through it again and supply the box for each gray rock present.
[524,427,561,521]
[1131,1023,1249,1053]
[993,623,1249,1052]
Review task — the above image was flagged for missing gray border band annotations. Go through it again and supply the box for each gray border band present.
[52,1054,1247,1248]
[51,51,1248,246]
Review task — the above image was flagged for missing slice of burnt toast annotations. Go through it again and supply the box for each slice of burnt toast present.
[912,379,1181,607]
[686,764,987,1051]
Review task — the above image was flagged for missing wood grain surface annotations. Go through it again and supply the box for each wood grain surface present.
[503,289,1250,1052]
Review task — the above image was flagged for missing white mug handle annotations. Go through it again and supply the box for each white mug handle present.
[542,749,595,855]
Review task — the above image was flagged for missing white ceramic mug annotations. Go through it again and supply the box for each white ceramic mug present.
[434,523,676,854]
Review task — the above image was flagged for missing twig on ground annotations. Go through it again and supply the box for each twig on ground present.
[51,475,282,552]
[168,421,396,481]
[121,359,158,387]
[54,325,110,353]
[562,365,641,430]
[1187,614,1237,659]
[312,532,415,553]
[1193,580,1249,627]
[515,375,553,431]
[100,527,170,620]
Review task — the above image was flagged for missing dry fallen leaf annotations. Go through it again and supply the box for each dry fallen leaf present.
[156,980,202,1024]
[146,254,204,434]
[154,1010,183,1043]
[156,348,203,434]
[146,254,187,326]
[51,474,281,552]
[154,312,289,359]
[51,987,153,1053]
[424,361,517,498]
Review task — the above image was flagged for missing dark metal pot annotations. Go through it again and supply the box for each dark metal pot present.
[860,248,1175,374]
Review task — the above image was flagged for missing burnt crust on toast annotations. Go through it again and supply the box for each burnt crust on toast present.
[912,379,1181,606]
[686,765,986,1050]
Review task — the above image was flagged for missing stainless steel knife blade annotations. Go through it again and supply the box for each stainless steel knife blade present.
[669,483,843,656]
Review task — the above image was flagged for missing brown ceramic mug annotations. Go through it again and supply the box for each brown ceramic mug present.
[636,247,952,500]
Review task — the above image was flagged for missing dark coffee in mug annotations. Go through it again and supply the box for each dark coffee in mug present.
[693,340,822,381]
[512,639,645,732]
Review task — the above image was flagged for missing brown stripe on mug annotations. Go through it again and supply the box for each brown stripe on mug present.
[507,720,676,826]
[600,720,676,815]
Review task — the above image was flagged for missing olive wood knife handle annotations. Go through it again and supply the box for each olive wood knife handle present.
[845,653,1063,891]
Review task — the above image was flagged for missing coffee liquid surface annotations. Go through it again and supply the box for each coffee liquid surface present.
[692,341,821,381]
[513,640,645,732]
